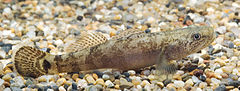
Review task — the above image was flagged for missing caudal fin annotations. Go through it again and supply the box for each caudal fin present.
[13,46,57,78]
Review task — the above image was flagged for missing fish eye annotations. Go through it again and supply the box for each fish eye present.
[193,33,201,40]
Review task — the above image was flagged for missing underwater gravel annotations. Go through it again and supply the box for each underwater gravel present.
[0,0,240,91]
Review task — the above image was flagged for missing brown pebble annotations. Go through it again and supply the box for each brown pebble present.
[201,54,210,60]
[92,73,98,80]
[205,71,215,78]
[221,73,229,78]
[3,70,12,74]
[3,82,10,87]
[205,78,211,85]
[193,69,203,77]
[115,84,120,89]
[173,74,182,80]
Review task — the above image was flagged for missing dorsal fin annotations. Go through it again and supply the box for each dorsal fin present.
[64,31,108,52]
[112,29,144,40]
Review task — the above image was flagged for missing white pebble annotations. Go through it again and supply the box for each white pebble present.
[215,69,223,74]
[59,86,66,91]
[192,76,202,83]
[174,81,185,88]
[26,30,36,38]
[105,80,114,88]
[3,8,12,14]
[216,26,226,34]
[128,70,136,76]
[211,78,221,84]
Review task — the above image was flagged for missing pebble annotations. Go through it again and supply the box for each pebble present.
[185,79,194,86]
[56,78,66,86]
[214,85,226,91]
[102,74,110,80]
[173,81,185,88]
[84,74,96,84]
[199,82,207,88]
[95,79,104,86]
[192,76,201,83]
[122,72,130,77]
[142,70,151,76]
[59,86,66,91]
[2,74,12,82]
[128,70,136,76]
[77,79,88,88]
[140,80,150,87]
[119,78,133,89]
[38,77,47,83]
[105,80,114,88]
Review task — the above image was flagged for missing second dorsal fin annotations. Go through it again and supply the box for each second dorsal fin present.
[64,31,108,52]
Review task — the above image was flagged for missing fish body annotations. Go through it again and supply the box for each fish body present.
[13,25,215,78]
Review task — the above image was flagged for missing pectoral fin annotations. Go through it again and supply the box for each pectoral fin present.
[155,52,177,81]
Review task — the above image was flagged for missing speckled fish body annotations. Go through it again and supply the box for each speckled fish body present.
[13,25,215,77]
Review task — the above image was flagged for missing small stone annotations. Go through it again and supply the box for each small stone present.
[156,82,164,88]
[142,70,151,76]
[140,80,150,87]
[199,75,206,81]
[105,80,114,88]
[147,75,155,81]
[128,70,136,76]
[26,30,36,38]
[0,50,6,59]
[4,69,12,74]
[56,78,66,86]
[2,74,12,82]
[3,82,10,87]
[185,79,194,86]
[173,74,182,80]
[201,54,210,60]
[72,82,77,90]
[72,74,79,81]
[92,73,98,80]
[199,82,207,88]
[214,85,226,91]
[77,79,88,88]
[11,76,24,88]
[77,16,83,21]
[95,79,104,86]
[3,88,11,91]
[93,71,103,78]
[59,86,66,91]
[131,77,141,85]
[123,72,130,77]
[211,78,221,84]
[226,86,234,90]
[192,76,201,83]
[84,74,96,84]
[174,81,185,88]
[119,78,133,89]
[38,76,47,83]
[228,81,240,87]
[102,74,110,80]
[114,84,120,89]
[216,26,227,34]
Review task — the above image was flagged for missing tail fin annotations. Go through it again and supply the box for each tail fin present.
[13,46,58,78]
